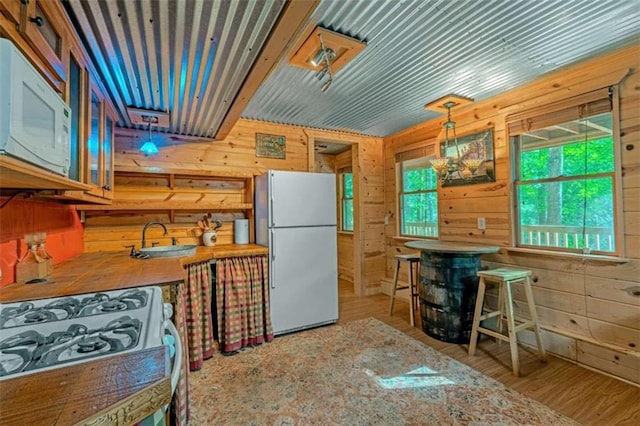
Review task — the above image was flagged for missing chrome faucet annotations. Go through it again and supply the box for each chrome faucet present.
[141,222,168,248]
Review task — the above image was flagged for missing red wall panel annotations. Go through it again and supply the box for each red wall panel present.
[0,197,83,286]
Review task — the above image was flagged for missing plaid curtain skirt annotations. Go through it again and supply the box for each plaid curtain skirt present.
[184,261,215,370]
[215,255,274,352]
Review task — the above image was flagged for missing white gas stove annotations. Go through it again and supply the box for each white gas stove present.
[0,286,180,391]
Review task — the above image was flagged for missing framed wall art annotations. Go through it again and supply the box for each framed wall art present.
[256,133,286,159]
[439,128,495,187]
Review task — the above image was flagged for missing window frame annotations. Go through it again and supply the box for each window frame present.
[339,168,354,232]
[509,86,623,256]
[395,142,439,239]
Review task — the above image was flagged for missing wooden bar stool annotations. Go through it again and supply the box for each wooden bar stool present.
[468,267,546,376]
[389,253,420,326]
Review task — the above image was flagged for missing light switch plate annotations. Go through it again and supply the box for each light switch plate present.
[477,217,486,230]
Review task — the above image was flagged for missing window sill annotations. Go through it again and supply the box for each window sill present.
[505,247,630,264]
[391,235,438,242]
[337,231,354,236]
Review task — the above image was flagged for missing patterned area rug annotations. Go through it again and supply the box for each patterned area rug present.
[188,318,577,425]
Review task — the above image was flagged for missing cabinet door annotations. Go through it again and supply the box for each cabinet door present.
[103,115,114,195]
[88,88,102,188]
[86,83,114,199]
[67,50,86,182]
[0,0,21,25]
[21,0,67,82]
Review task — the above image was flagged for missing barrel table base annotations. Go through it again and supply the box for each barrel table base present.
[417,252,481,344]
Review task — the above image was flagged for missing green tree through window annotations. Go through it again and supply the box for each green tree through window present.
[515,111,615,253]
[399,157,438,237]
[341,172,353,231]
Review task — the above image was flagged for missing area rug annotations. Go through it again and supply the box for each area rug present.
[188,318,577,425]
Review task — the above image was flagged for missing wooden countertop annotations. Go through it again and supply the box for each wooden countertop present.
[0,244,268,304]
[0,346,171,426]
[183,243,269,265]
[405,240,501,255]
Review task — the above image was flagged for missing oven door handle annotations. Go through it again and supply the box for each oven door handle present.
[164,320,182,396]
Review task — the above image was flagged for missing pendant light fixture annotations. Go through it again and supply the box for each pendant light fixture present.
[140,118,159,156]
[315,33,334,92]
[288,26,367,92]
[126,108,170,156]
[424,94,475,184]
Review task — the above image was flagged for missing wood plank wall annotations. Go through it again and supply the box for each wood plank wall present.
[315,152,336,173]
[383,44,640,384]
[85,119,384,295]
[359,140,386,295]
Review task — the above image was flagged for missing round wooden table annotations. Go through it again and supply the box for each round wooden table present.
[405,240,500,343]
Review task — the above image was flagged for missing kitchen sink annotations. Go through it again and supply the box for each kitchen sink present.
[138,245,197,258]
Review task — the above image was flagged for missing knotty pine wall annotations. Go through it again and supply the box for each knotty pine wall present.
[383,44,640,384]
[314,152,336,173]
[85,119,384,296]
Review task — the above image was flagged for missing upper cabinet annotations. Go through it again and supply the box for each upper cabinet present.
[0,0,114,204]
[85,85,114,200]
[0,0,66,91]
[21,0,67,83]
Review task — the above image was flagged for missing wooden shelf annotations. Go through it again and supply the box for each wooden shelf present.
[0,156,91,191]
[76,170,254,213]
[115,165,255,179]
[78,201,253,211]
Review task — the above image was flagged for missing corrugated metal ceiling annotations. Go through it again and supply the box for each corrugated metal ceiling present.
[65,0,640,140]
[243,0,640,137]
[65,0,285,138]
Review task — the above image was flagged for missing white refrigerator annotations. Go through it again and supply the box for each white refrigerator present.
[255,170,339,335]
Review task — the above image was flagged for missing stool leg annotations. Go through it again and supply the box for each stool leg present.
[496,282,504,344]
[408,262,415,327]
[524,276,546,361]
[468,277,487,356]
[389,260,401,316]
[504,281,520,376]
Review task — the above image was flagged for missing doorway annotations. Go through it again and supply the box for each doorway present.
[314,141,357,294]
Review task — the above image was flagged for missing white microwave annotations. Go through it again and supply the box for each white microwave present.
[0,38,71,176]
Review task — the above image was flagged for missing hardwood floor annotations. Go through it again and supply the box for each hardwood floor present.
[337,280,639,426]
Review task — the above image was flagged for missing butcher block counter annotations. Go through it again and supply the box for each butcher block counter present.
[0,243,268,425]
[0,346,170,426]
[0,244,268,303]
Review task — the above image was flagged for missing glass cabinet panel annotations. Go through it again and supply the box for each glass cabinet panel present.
[89,91,101,186]
[104,116,113,190]
[68,55,82,181]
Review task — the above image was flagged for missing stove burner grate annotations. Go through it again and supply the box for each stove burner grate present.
[0,289,150,329]
[0,316,142,377]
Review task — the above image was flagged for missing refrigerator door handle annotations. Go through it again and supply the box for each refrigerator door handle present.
[269,173,275,227]
[270,230,276,289]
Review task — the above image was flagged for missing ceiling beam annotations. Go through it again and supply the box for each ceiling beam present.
[213,0,320,141]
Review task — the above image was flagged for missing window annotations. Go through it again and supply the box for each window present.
[340,170,354,232]
[398,155,438,238]
[510,88,617,254]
